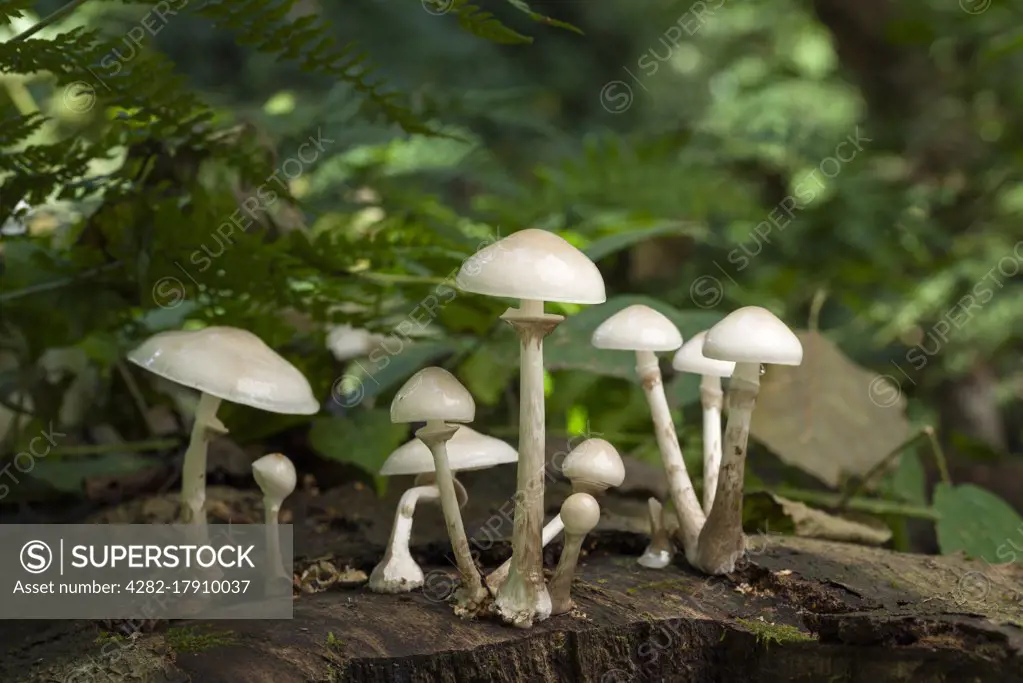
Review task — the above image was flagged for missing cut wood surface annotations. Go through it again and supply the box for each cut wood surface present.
[4,470,1023,682]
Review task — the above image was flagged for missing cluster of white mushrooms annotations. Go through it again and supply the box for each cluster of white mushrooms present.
[123,228,803,630]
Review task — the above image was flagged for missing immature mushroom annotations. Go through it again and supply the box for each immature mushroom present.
[252,453,296,583]
[672,330,736,514]
[637,498,674,569]
[487,437,624,594]
[370,427,516,593]
[456,228,606,627]
[591,304,705,564]
[694,307,803,575]
[390,367,488,613]
[128,327,318,535]
[548,492,600,616]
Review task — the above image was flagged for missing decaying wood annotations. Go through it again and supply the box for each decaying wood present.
[4,477,1023,682]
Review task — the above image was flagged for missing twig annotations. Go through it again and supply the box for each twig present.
[11,0,92,42]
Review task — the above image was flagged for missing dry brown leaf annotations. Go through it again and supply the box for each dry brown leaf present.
[750,329,913,487]
[768,494,893,545]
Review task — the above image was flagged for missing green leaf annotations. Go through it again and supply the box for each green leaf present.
[665,372,702,410]
[503,0,583,34]
[583,223,702,262]
[27,453,157,496]
[879,448,927,506]
[308,409,409,475]
[934,483,1023,563]
[457,338,518,405]
[544,296,724,379]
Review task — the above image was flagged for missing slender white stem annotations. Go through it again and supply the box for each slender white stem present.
[549,532,584,615]
[487,514,564,594]
[496,299,562,627]
[417,422,487,609]
[638,498,673,569]
[181,392,222,530]
[369,484,439,593]
[263,498,289,581]
[695,362,759,575]
[700,374,724,515]
[635,350,705,564]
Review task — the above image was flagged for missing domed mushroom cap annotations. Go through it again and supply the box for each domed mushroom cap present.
[127,327,319,414]
[672,331,735,377]
[455,228,606,305]
[390,367,475,424]
[380,426,518,475]
[703,307,803,366]
[252,453,297,501]
[561,492,600,535]
[591,304,683,352]
[562,438,625,490]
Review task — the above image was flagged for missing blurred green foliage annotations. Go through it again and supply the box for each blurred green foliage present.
[0,0,1020,558]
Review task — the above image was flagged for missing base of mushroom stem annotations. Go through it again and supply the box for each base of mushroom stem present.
[451,584,494,619]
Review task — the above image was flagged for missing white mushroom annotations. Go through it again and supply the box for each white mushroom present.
[252,452,296,583]
[128,327,318,536]
[326,324,385,362]
[390,367,487,613]
[487,437,624,594]
[456,228,606,628]
[548,492,600,616]
[591,304,704,565]
[672,330,736,514]
[370,427,517,594]
[637,498,674,569]
[695,307,803,575]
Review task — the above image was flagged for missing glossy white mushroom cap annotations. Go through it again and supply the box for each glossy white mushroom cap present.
[561,492,600,535]
[455,228,606,305]
[562,438,625,490]
[390,367,475,424]
[672,331,735,377]
[703,306,803,366]
[381,426,518,475]
[591,304,683,352]
[252,453,297,502]
[128,327,319,414]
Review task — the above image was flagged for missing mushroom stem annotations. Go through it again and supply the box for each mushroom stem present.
[262,496,289,581]
[634,350,705,564]
[695,362,759,575]
[487,514,564,594]
[699,374,724,514]
[415,422,487,610]
[496,300,563,627]
[181,392,223,527]
[638,498,674,569]
[369,484,440,593]
[548,530,585,615]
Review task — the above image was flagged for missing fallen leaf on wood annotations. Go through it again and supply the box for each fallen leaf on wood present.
[745,491,893,545]
[750,329,913,487]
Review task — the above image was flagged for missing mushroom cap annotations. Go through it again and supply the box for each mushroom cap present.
[381,426,518,475]
[127,327,319,414]
[671,330,735,377]
[252,452,297,501]
[390,367,475,424]
[455,228,606,305]
[562,438,625,490]
[561,492,601,535]
[326,324,383,362]
[591,304,683,352]
[703,306,803,366]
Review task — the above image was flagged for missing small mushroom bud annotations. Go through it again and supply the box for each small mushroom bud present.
[548,492,600,616]
[252,452,297,584]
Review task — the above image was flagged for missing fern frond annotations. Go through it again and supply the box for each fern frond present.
[191,0,437,135]
[424,0,531,44]
[502,0,582,34]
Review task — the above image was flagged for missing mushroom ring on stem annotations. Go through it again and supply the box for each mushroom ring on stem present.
[549,492,601,616]
[694,307,802,575]
[389,367,489,614]
[252,452,297,586]
[456,228,606,628]
[128,327,318,540]
[591,304,705,565]
[672,330,736,515]
[370,427,517,594]
[487,437,624,594]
